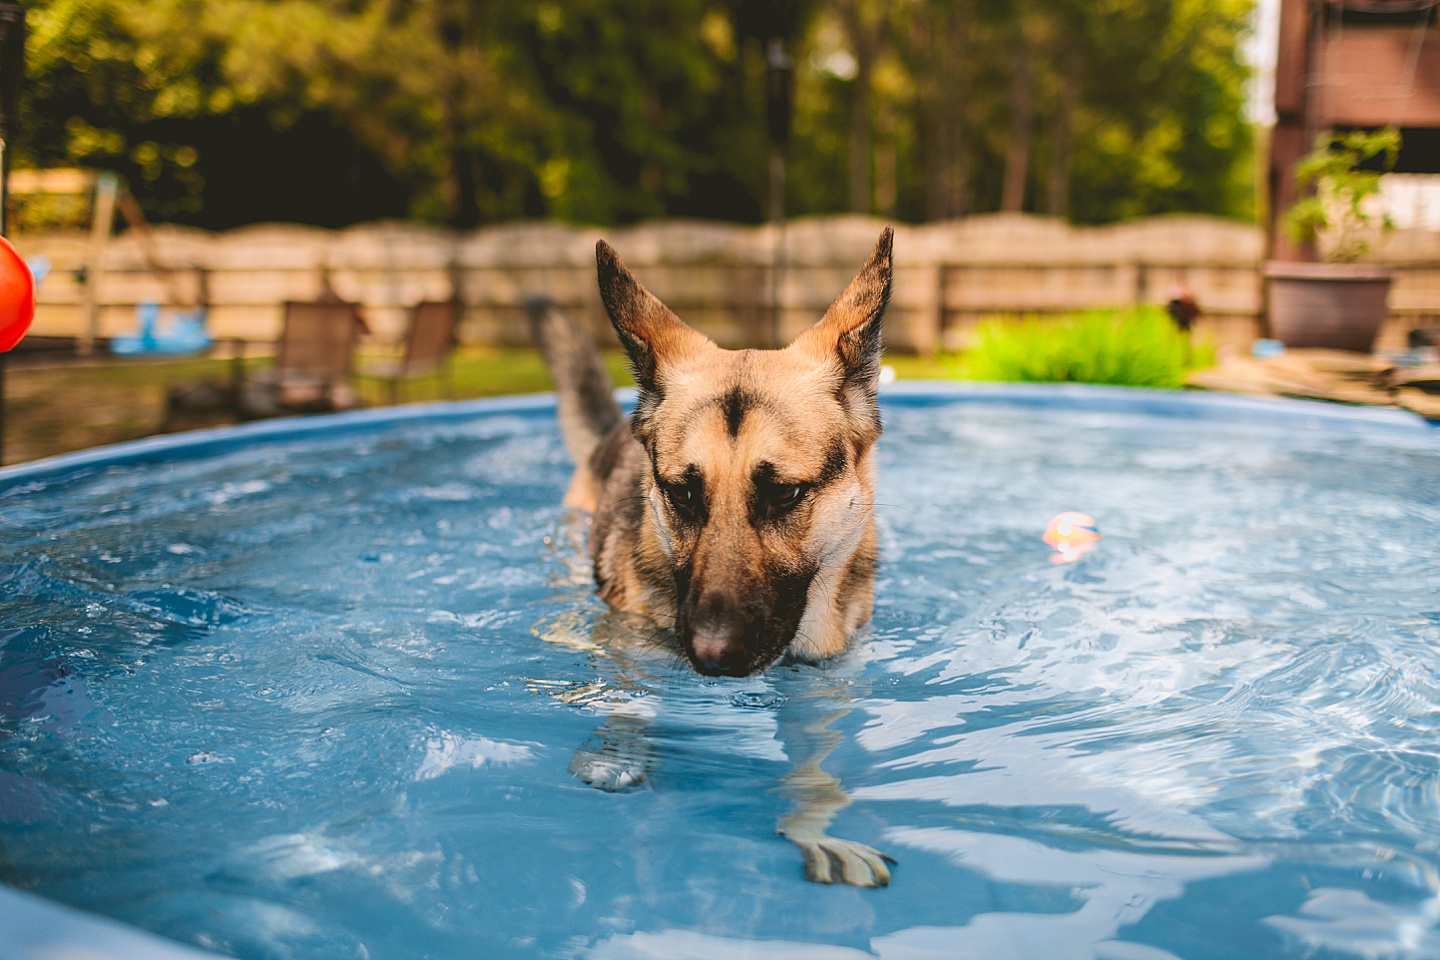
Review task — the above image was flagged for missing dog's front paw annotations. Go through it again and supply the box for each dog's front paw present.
[784,832,894,887]
[568,744,649,791]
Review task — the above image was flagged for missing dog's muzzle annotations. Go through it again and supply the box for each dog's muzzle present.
[689,621,752,676]
[678,572,811,677]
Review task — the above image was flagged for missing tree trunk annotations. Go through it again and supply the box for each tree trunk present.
[436,0,481,228]
[840,0,888,216]
[869,134,892,214]
[441,81,480,228]
[1001,18,1033,213]
[1046,39,1080,218]
[915,0,973,220]
[449,145,480,228]
[849,46,874,214]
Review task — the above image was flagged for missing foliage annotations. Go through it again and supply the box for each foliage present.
[10,190,92,233]
[1062,0,1256,223]
[16,0,1257,229]
[1283,127,1401,263]
[792,0,1256,223]
[966,307,1212,389]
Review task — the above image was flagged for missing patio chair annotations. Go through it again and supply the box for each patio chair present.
[239,289,368,417]
[268,290,370,412]
[358,299,460,405]
[161,289,368,428]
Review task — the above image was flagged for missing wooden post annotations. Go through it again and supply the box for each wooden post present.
[0,0,24,465]
[1266,119,1313,263]
[78,170,119,357]
[737,261,767,348]
[912,262,943,359]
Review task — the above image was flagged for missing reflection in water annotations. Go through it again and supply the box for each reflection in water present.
[1265,882,1440,959]
[875,827,1266,959]
[533,553,894,885]
[588,826,1267,960]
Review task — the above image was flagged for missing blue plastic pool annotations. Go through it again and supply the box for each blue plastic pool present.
[1,384,1437,960]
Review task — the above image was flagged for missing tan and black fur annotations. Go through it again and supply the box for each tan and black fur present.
[528,227,895,885]
[532,227,891,677]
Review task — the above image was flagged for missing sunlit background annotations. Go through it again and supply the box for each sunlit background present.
[1,0,1437,467]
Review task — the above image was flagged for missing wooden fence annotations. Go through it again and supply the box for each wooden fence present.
[12,213,1440,355]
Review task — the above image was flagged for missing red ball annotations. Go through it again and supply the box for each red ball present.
[0,235,36,353]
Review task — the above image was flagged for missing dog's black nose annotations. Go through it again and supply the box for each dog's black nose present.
[685,586,766,676]
[690,623,750,676]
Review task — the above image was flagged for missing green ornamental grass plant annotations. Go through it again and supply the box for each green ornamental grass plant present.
[966,306,1212,389]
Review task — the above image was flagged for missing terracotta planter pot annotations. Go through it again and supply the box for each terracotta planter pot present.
[1264,262,1393,353]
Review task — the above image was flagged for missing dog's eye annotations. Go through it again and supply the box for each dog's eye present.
[662,477,703,520]
[772,484,803,507]
[762,482,808,519]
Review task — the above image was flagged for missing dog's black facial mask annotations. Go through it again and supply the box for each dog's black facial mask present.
[669,533,818,678]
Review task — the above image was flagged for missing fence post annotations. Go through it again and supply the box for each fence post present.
[914,261,944,358]
[78,171,119,357]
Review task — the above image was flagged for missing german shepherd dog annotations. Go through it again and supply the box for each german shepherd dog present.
[528,227,894,887]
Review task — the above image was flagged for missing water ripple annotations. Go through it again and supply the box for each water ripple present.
[1,401,1437,959]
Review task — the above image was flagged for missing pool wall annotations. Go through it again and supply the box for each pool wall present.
[0,885,223,960]
[1,383,1431,497]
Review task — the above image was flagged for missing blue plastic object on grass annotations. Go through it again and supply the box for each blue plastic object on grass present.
[25,256,50,286]
[110,302,212,356]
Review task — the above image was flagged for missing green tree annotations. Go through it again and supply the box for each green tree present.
[20,0,219,218]
[1066,0,1255,222]
[794,0,1255,223]
[17,0,1255,228]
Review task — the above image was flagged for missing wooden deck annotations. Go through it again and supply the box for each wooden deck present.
[1187,348,1440,421]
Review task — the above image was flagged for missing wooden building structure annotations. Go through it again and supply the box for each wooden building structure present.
[1270,0,1440,260]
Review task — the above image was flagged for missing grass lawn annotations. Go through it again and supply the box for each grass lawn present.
[3,354,268,467]
[1,347,970,466]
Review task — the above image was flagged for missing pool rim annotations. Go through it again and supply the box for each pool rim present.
[1,381,1433,494]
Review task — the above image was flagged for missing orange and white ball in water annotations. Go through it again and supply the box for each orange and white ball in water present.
[1043,511,1100,564]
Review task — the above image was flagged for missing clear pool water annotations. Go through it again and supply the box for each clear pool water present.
[1,386,1438,960]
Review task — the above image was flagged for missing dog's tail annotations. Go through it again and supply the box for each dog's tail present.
[525,296,623,466]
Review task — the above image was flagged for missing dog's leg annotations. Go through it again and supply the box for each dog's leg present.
[568,708,655,791]
[776,680,894,887]
[533,597,664,793]
[565,617,667,791]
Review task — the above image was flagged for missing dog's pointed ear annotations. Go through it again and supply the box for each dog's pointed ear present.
[793,226,892,403]
[596,240,709,409]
